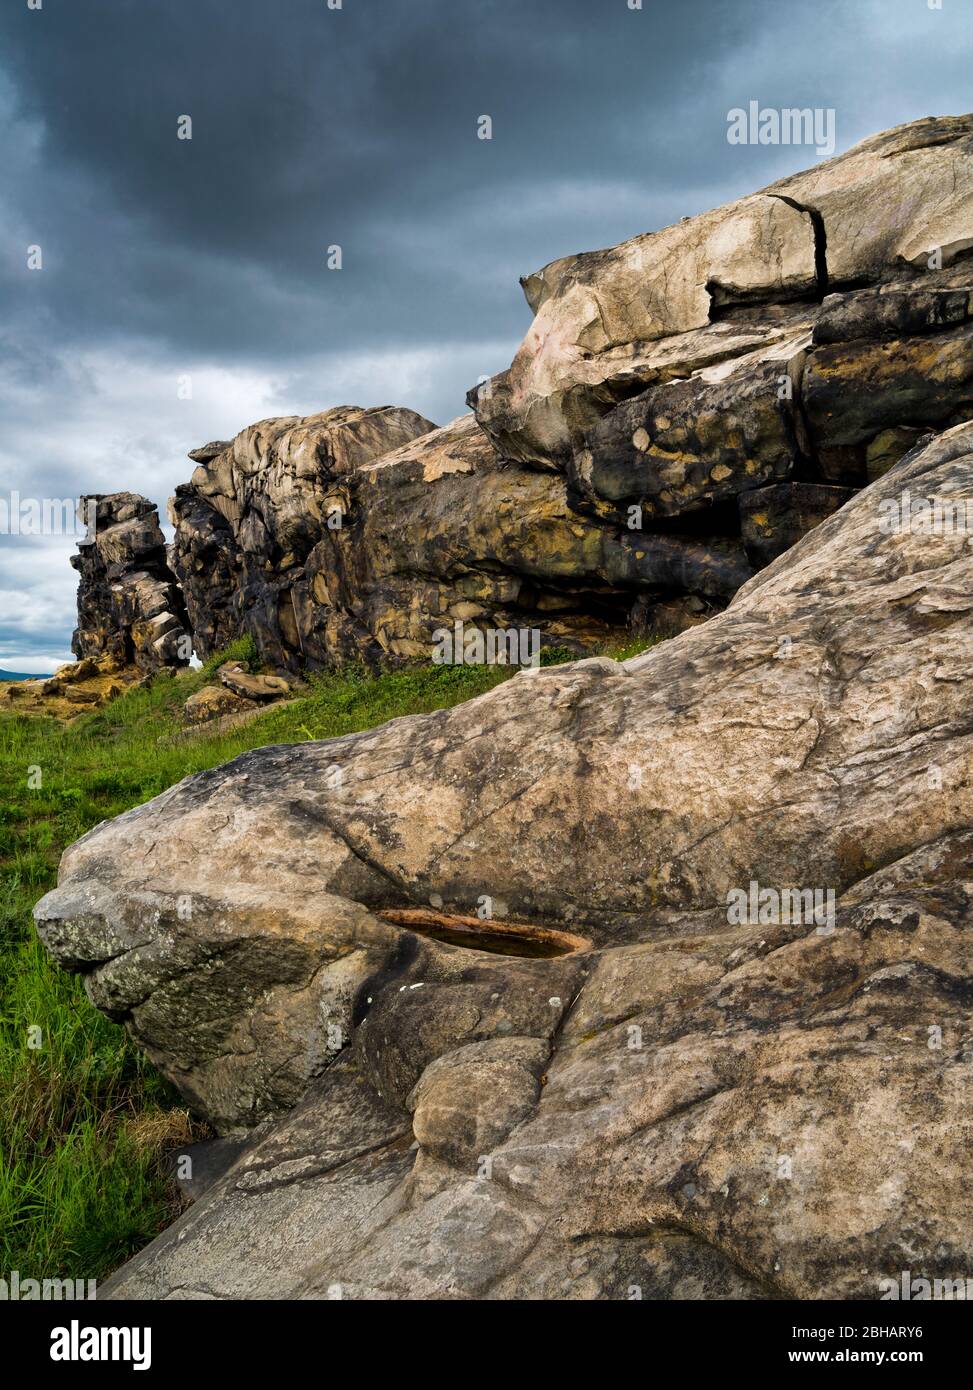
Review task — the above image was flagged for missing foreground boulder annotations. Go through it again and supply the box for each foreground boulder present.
[35,420,973,1298]
[72,494,192,674]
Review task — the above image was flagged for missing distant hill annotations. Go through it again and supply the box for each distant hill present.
[0,669,49,682]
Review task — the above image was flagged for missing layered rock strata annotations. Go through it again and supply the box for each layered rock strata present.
[71,493,191,673]
[163,116,973,670]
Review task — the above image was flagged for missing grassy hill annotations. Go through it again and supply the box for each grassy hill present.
[0,636,651,1283]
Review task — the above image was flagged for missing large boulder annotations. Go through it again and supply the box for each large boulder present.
[71,493,192,674]
[35,420,973,1298]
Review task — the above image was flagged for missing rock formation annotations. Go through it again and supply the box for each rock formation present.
[161,114,972,671]
[290,409,751,661]
[2,655,138,717]
[471,114,972,470]
[181,662,297,732]
[35,419,973,1298]
[167,405,436,668]
[72,493,191,674]
[35,114,973,1299]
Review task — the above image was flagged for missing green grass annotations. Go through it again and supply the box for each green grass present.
[0,635,656,1283]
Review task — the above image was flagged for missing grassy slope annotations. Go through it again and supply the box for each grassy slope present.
[0,637,651,1281]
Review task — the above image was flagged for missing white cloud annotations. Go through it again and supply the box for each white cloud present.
[0,336,515,664]
[0,536,77,670]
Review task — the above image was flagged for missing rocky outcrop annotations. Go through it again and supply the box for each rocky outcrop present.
[71,494,191,674]
[179,662,295,731]
[160,116,972,672]
[291,410,750,662]
[183,684,256,726]
[35,419,973,1298]
[471,114,972,469]
[465,115,972,645]
[3,654,138,718]
[167,405,436,668]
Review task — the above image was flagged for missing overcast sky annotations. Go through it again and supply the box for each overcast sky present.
[1,0,970,671]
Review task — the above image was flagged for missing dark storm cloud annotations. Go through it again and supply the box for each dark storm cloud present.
[1,0,971,663]
[0,0,753,358]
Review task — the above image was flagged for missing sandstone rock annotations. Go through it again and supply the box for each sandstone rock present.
[4,662,139,718]
[183,685,256,725]
[56,657,101,682]
[865,426,926,481]
[218,667,290,701]
[157,116,972,677]
[738,481,855,566]
[802,323,973,454]
[167,1134,249,1207]
[35,420,973,1299]
[188,441,231,464]
[811,285,969,344]
[289,411,752,664]
[407,1037,549,1170]
[59,684,101,705]
[472,114,973,468]
[168,405,436,667]
[215,661,247,681]
[95,652,128,675]
[577,332,811,512]
[462,119,972,652]
[72,494,192,674]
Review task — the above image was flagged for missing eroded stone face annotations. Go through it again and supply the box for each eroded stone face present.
[71,493,191,674]
[472,114,973,468]
[39,112,973,1299]
[167,404,437,668]
[292,412,753,662]
[35,422,973,1298]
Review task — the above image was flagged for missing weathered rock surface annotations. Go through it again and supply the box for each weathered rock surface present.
[72,494,192,674]
[36,420,973,1299]
[472,114,973,468]
[167,405,436,667]
[738,481,856,567]
[284,410,750,663]
[183,684,256,725]
[158,116,972,674]
[218,663,291,701]
[3,653,141,719]
[461,116,973,658]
